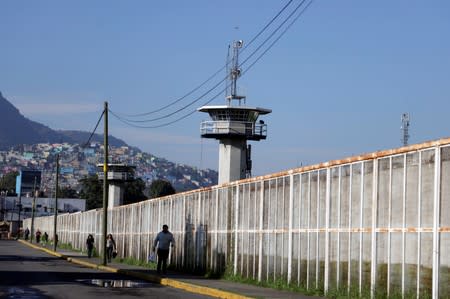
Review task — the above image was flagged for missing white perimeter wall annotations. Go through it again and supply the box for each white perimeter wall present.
[25,138,450,298]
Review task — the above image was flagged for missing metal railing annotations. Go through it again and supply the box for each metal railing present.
[200,120,267,138]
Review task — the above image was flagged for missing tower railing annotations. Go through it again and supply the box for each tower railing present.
[200,120,267,139]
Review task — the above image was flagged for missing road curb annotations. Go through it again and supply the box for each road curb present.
[17,240,252,299]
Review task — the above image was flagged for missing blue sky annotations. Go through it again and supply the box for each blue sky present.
[1,1,449,176]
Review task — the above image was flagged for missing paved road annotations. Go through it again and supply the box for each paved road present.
[0,240,212,299]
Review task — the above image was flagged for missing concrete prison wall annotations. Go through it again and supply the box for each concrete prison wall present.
[24,137,450,298]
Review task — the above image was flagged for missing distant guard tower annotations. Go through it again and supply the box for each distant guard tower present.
[97,164,135,208]
[198,40,271,184]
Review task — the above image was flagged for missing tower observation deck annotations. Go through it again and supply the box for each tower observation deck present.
[97,163,135,208]
[198,40,272,184]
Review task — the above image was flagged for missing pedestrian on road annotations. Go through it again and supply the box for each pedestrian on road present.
[35,229,41,244]
[24,227,30,240]
[86,234,95,258]
[106,234,116,262]
[153,224,175,275]
[43,232,48,244]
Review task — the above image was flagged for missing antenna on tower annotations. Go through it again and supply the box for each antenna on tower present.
[401,113,410,146]
[226,40,246,105]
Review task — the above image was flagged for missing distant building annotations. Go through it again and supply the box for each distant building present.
[60,167,74,175]
[83,148,95,157]
[16,170,42,197]
[1,196,86,222]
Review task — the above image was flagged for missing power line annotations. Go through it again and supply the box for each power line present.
[241,0,294,52]
[121,67,226,118]
[109,83,228,129]
[110,0,314,129]
[243,0,314,74]
[114,74,228,124]
[240,0,308,67]
[82,110,105,147]
[116,0,296,118]
[113,0,311,124]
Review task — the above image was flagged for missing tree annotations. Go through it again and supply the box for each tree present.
[78,175,102,210]
[148,179,176,199]
[57,186,78,198]
[0,171,18,195]
[123,178,147,205]
[79,175,148,209]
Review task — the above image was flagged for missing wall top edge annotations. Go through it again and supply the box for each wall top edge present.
[74,136,450,212]
[225,136,450,185]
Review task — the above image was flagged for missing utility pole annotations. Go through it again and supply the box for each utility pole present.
[53,154,59,251]
[17,173,22,232]
[30,176,37,243]
[401,113,410,146]
[17,196,22,231]
[102,101,109,265]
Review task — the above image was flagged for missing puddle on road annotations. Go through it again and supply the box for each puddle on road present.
[77,279,152,288]
[4,287,47,298]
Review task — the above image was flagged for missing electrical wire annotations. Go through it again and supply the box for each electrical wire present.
[82,110,105,147]
[117,0,295,118]
[121,67,226,118]
[239,0,307,67]
[243,0,314,75]
[114,76,228,123]
[110,0,314,129]
[113,0,309,124]
[241,0,294,52]
[109,83,228,129]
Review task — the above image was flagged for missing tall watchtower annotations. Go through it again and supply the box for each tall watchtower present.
[198,40,271,184]
[97,164,135,208]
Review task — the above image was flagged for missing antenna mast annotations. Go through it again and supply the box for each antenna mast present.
[401,113,410,146]
[226,40,246,105]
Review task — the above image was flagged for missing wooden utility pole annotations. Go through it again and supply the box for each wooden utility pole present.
[30,176,37,242]
[102,101,109,265]
[53,154,59,251]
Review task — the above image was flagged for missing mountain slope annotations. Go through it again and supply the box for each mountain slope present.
[58,130,129,148]
[0,92,127,148]
[0,91,70,148]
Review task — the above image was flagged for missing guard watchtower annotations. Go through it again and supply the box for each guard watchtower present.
[198,40,271,184]
[97,164,135,208]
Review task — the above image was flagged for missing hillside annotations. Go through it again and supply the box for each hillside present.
[0,92,128,149]
[0,91,68,148]
[0,92,218,191]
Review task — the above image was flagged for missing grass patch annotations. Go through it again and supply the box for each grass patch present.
[223,272,323,297]
[116,256,157,270]
[220,263,427,299]
[56,242,82,252]
[219,263,322,297]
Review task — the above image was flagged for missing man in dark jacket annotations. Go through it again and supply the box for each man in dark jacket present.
[153,224,175,275]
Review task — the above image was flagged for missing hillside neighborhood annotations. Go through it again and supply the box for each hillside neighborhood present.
[0,142,218,196]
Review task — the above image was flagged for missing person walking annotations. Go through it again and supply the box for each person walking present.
[106,234,116,263]
[86,234,95,258]
[24,227,30,240]
[42,232,48,245]
[153,224,175,275]
[35,229,41,244]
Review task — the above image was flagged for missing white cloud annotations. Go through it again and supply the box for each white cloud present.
[16,103,99,115]
[8,93,102,116]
